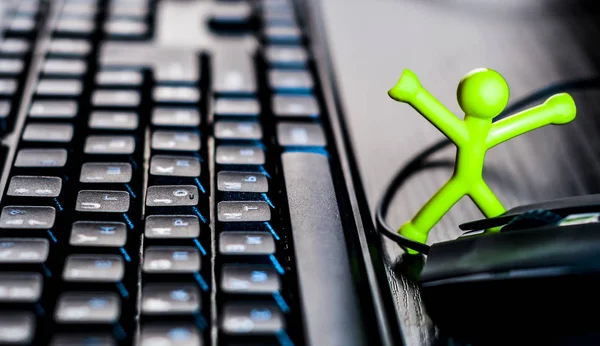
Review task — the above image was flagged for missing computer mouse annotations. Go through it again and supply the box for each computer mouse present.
[418,194,600,345]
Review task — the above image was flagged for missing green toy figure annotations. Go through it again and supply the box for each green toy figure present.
[388,68,576,254]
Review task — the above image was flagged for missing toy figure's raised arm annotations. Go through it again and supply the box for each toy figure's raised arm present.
[486,93,576,149]
[388,69,468,145]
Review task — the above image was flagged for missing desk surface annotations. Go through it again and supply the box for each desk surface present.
[318,0,600,344]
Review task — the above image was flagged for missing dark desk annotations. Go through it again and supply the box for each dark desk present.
[318,0,600,344]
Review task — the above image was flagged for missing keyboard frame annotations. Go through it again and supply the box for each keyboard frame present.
[0,0,402,345]
[296,1,402,345]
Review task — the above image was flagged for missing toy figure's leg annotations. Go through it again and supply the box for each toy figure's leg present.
[399,178,465,254]
[468,180,506,218]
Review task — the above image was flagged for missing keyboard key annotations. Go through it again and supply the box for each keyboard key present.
[55,18,95,35]
[143,247,200,273]
[75,190,130,212]
[15,0,40,14]
[217,201,271,222]
[0,101,10,118]
[0,79,17,95]
[61,2,97,16]
[145,215,200,239]
[63,255,125,282]
[15,149,68,167]
[23,123,74,142]
[0,206,56,229]
[217,171,268,193]
[89,111,139,130]
[269,69,313,93]
[264,23,302,42]
[213,52,256,94]
[214,98,260,117]
[146,185,199,207]
[55,292,121,323]
[43,59,87,76]
[221,302,284,335]
[265,46,308,67]
[109,4,149,18]
[29,100,78,118]
[36,79,82,96]
[49,39,91,56]
[150,155,201,177]
[84,135,135,154]
[215,121,262,140]
[80,162,132,183]
[221,265,280,294]
[153,86,200,103]
[219,232,275,255]
[142,284,200,315]
[152,108,200,127]
[0,59,23,75]
[0,238,49,263]
[96,70,143,86]
[151,131,201,152]
[277,122,326,146]
[92,90,140,107]
[70,221,127,247]
[216,145,265,165]
[272,94,319,117]
[7,176,62,197]
[153,55,200,84]
[51,334,116,346]
[104,19,148,37]
[0,312,35,344]
[209,2,252,25]
[8,17,35,34]
[262,0,294,9]
[282,152,362,345]
[0,273,42,302]
[0,39,30,55]
[140,323,201,346]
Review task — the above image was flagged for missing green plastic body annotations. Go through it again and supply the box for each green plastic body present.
[388,68,577,254]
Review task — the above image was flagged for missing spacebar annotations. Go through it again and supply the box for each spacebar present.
[281,152,365,346]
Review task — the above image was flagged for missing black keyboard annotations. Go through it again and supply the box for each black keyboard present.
[0,0,394,345]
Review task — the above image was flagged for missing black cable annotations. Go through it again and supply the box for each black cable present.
[376,76,600,254]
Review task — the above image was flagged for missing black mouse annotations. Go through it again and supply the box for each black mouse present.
[418,194,600,345]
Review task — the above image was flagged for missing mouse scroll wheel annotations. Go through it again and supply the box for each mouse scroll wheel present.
[500,209,562,232]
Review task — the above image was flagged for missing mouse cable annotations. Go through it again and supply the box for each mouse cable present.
[376,76,600,254]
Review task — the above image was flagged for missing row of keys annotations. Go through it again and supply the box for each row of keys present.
[214,95,319,118]
[0,36,33,133]
[53,0,154,40]
[0,4,151,342]
[138,21,209,342]
[5,0,42,37]
[211,2,293,342]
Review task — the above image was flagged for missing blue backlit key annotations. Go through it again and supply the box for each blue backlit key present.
[221,302,284,335]
[63,255,124,282]
[143,247,200,274]
[55,292,121,323]
[142,283,201,315]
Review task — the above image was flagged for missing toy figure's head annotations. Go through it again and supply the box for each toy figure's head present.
[457,68,509,119]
